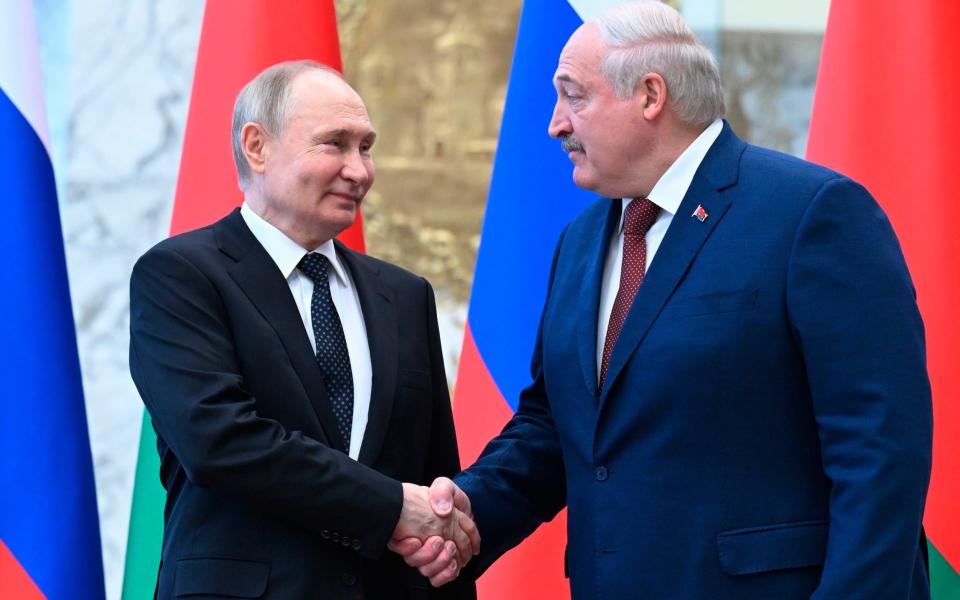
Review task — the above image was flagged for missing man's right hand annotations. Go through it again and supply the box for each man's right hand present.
[389,480,480,586]
[389,478,478,587]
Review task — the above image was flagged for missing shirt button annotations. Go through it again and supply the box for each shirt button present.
[341,537,352,547]
[332,532,341,542]
[352,539,362,550]
[595,466,609,481]
[341,572,357,587]
[321,530,330,539]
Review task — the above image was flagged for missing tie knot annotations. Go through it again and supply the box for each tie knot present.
[623,198,660,237]
[297,252,331,284]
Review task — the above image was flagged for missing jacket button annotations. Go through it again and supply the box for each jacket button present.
[352,539,362,550]
[595,466,608,481]
[341,537,352,547]
[332,532,341,542]
[321,530,330,539]
[341,572,357,587]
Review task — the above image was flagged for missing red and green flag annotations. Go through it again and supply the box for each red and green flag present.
[806,2,960,597]
[121,2,361,597]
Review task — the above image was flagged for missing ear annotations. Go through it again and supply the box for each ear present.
[241,122,270,176]
[637,73,668,120]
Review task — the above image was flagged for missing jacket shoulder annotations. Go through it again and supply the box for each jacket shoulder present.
[340,246,433,292]
[741,143,848,187]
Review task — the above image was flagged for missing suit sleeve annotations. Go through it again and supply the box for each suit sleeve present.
[129,245,402,560]
[786,178,932,599]
[421,279,462,481]
[454,227,570,577]
[419,279,477,600]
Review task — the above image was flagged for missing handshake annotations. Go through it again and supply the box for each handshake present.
[389,477,479,587]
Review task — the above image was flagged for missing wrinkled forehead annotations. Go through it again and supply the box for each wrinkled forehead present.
[554,23,606,84]
[289,70,372,123]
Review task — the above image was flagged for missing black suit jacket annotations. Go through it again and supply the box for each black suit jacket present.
[130,209,475,599]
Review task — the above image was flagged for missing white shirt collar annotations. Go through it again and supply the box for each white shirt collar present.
[240,203,349,285]
[618,118,724,232]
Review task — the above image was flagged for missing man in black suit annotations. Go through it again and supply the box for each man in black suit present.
[129,60,478,599]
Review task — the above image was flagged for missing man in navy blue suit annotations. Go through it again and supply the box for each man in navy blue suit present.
[395,1,933,597]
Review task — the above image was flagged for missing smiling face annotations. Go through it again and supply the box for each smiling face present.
[548,23,655,199]
[245,69,376,249]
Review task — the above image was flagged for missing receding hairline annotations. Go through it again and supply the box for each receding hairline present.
[232,60,366,188]
[282,71,376,138]
[282,67,362,113]
[289,69,369,117]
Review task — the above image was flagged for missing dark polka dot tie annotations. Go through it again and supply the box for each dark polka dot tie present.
[600,198,661,390]
[298,253,354,451]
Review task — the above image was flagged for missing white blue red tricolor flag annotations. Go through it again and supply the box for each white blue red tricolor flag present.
[0,1,105,598]
[453,1,627,597]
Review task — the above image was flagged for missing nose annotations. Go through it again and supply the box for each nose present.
[548,98,571,139]
[340,149,373,186]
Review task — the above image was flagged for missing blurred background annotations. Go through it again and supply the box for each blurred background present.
[31,0,828,597]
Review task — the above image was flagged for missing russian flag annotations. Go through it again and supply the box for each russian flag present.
[453,1,627,597]
[0,1,105,599]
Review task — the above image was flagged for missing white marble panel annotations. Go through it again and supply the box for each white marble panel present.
[55,1,203,598]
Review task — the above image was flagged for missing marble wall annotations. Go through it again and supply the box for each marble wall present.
[51,1,203,597]
[35,1,824,598]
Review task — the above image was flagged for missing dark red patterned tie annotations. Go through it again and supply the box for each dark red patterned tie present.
[600,198,661,389]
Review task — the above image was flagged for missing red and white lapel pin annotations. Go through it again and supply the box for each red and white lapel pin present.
[692,204,708,222]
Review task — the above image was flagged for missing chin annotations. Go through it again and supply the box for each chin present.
[572,169,597,192]
[331,209,358,231]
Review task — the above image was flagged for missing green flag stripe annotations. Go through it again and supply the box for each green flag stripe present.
[121,412,165,600]
[931,540,960,599]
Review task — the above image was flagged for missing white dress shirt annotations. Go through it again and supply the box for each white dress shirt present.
[595,119,724,379]
[241,203,372,459]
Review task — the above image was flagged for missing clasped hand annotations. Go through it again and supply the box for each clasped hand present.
[389,478,479,587]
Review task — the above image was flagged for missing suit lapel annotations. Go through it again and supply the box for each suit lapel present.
[598,124,745,409]
[215,210,348,452]
[336,243,399,467]
[576,201,623,398]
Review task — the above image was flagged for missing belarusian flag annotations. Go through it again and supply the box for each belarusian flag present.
[806,2,960,597]
[121,2,361,597]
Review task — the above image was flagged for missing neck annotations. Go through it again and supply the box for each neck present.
[637,120,710,197]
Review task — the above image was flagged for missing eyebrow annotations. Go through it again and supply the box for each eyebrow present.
[553,73,584,91]
[313,128,377,142]
[554,74,580,85]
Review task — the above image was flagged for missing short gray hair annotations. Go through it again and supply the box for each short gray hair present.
[594,0,725,127]
[232,60,342,188]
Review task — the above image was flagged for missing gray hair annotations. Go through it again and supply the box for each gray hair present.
[232,60,342,188]
[594,0,725,127]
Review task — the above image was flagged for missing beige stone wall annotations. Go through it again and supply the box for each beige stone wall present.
[334,1,822,303]
[336,0,522,302]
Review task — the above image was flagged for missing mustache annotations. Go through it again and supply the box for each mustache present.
[561,135,584,153]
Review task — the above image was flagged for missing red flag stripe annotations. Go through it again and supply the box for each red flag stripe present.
[806,1,960,572]
[123,3,362,597]
[455,327,569,598]
[169,0,364,251]
[0,541,45,600]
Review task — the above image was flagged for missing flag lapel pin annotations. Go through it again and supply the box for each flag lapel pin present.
[692,204,708,222]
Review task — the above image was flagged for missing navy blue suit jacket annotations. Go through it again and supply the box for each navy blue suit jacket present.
[457,124,932,599]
